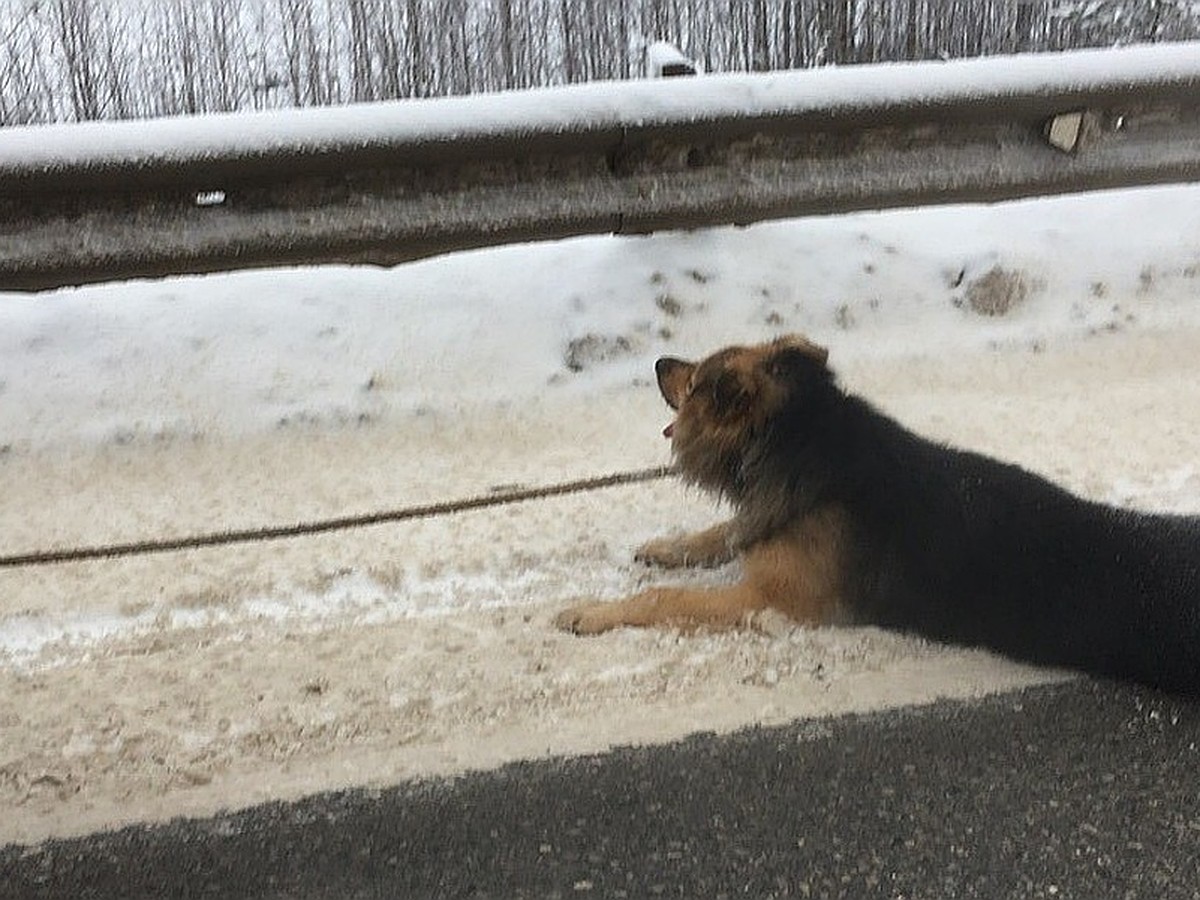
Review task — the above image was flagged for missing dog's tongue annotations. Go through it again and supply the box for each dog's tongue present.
[663,421,675,439]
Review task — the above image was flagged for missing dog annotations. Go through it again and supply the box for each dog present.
[555,335,1200,695]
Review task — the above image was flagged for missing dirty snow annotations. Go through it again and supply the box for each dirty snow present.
[2,181,1200,845]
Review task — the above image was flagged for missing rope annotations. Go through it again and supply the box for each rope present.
[0,464,674,570]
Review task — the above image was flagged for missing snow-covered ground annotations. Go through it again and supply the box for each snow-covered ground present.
[2,182,1200,845]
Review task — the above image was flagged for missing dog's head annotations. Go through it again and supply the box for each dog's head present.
[654,335,832,498]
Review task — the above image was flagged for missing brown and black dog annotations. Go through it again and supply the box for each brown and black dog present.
[556,335,1200,695]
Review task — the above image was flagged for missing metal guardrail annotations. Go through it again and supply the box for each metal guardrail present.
[2,42,1200,292]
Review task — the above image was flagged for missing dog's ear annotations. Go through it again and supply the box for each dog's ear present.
[762,336,831,387]
[655,357,695,410]
[709,369,750,419]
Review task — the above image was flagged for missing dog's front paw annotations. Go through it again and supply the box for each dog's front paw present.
[554,601,622,636]
[634,525,736,569]
[634,535,694,568]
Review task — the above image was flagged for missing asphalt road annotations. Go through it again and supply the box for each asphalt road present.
[4,679,1200,899]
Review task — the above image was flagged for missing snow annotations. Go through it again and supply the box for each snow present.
[646,41,700,77]
[4,182,1199,454]
[3,180,1200,844]
[2,40,1199,173]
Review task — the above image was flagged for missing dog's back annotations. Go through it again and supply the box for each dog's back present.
[829,395,1200,694]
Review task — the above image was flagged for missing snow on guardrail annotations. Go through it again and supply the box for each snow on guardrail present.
[2,41,1200,291]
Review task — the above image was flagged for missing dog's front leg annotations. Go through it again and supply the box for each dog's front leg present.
[554,582,767,635]
[634,521,737,569]
[556,519,845,636]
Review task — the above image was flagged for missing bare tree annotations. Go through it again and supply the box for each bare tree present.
[3,0,1200,126]
[345,0,375,102]
[279,0,317,106]
[48,0,104,120]
[1,6,54,124]
[407,0,425,95]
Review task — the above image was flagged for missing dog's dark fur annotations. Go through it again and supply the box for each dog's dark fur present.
[556,335,1200,695]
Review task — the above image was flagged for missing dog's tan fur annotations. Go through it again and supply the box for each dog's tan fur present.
[558,507,849,634]
[555,336,848,635]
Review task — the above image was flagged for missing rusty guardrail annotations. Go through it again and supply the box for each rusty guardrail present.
[2,41,1200,292]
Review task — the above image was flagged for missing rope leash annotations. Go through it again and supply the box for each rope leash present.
[0,464,675,569]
